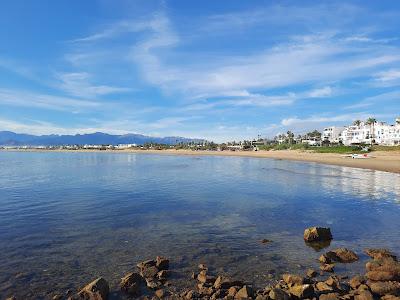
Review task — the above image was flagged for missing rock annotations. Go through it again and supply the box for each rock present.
[137,259,157,270]
[228,286,238,297]
[5,297,17,300]
[141,266,160,279]
[235,285,253,299]
[190,272,196,279]
[304,227,332,242]
[306,269,317,278]
[198,285,213,296]
[319,293,340,300]
[261,239,272,244]
[146,278,162,290]
[185,290,198,299]
[365,249,397,261]
[289,284,314,298]
[320,263,335,272]
[156,256,169,270]
[157,270,170,281]
[214,276,242,289]
[197,270,215,284]
[77,277,109,300]
[320,254,332,264]
[325,248,359,263]
[316,281,334,293]
[52,295,63,300]
[367,270,398,281]
[120,272,144,295]
[368,281,400,296]
[269,288,290,300]
[381,295,400,300]
[155,289,166,298]
[354,290,374,300]
[282,274,304,286]
[349,276,365,289]
[198,264,207,270]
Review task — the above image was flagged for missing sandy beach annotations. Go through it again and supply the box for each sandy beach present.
[4,148,399,174]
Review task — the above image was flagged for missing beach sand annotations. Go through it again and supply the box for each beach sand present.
[119,149,400,174]
[2,148,400,173]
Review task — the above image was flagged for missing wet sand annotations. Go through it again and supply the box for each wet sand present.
[2,149,400,173]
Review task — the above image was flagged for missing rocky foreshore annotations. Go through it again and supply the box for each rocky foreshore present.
[6,227,400,300]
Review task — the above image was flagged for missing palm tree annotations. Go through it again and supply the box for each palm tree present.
[366,117,377,144]
[353,120,362,126]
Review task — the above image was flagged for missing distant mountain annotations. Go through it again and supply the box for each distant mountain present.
[0,131,206,146]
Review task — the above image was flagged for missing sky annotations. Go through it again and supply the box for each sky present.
[0,0,400,142]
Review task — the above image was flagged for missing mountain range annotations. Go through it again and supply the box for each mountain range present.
[0,131,205,146]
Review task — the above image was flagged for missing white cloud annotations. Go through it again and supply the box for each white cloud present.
[306,86,333,98]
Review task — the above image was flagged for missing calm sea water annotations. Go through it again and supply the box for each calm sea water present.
[0,151,399,299]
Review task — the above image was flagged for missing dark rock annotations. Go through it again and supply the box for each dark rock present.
[120,272,144,295]
[157,270,170,282]
[320,263,335,273]
[137,259,157,270]
[269,288,290,300]
[325,248,359,263]
[261,239,272,244]
[319,254,332,264]
[306,269,317,278]
[52,295,63,300]
[77,277,109,300]
[368,281,400,296]
[235,285,253,299]
[214,276,242,289]
[289,284,315,298]
[145,278,162,290]
[364,249,397,261]
[156,256,169,271]
[141,266,160,279]
[304,227,332,242]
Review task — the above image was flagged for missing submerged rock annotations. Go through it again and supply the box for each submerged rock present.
[77,277,109,300]
[288,284,314,298]
[304,227,332,242]
[320,263,335,273]
[325,248,359,263]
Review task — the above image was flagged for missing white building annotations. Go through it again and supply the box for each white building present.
[341,118,400,146]
[322,126,344,143]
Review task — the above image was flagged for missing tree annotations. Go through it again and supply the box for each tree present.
[366,117,377,144]
[286,131,295,144]
[353,120,362,126]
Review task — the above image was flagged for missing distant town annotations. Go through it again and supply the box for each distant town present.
[1,117,399,152]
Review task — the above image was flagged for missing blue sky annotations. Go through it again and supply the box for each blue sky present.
[0,0,399,142]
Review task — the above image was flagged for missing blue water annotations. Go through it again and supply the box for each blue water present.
[0,151,399,299]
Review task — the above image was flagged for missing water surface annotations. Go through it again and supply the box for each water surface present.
[0,151,399,299]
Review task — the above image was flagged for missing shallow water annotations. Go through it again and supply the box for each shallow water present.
[0,151,399,299]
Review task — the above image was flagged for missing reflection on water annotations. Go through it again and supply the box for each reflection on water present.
[0,152,399,299]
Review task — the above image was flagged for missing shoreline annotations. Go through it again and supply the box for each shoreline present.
[2,148,399,174]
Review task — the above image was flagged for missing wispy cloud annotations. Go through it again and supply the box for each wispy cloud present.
[56,72,131,98]
[0,88,100,112]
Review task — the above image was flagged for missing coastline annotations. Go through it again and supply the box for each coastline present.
[2,148,400,174]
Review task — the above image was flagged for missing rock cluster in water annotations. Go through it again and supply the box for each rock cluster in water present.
[6,227,400,300]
